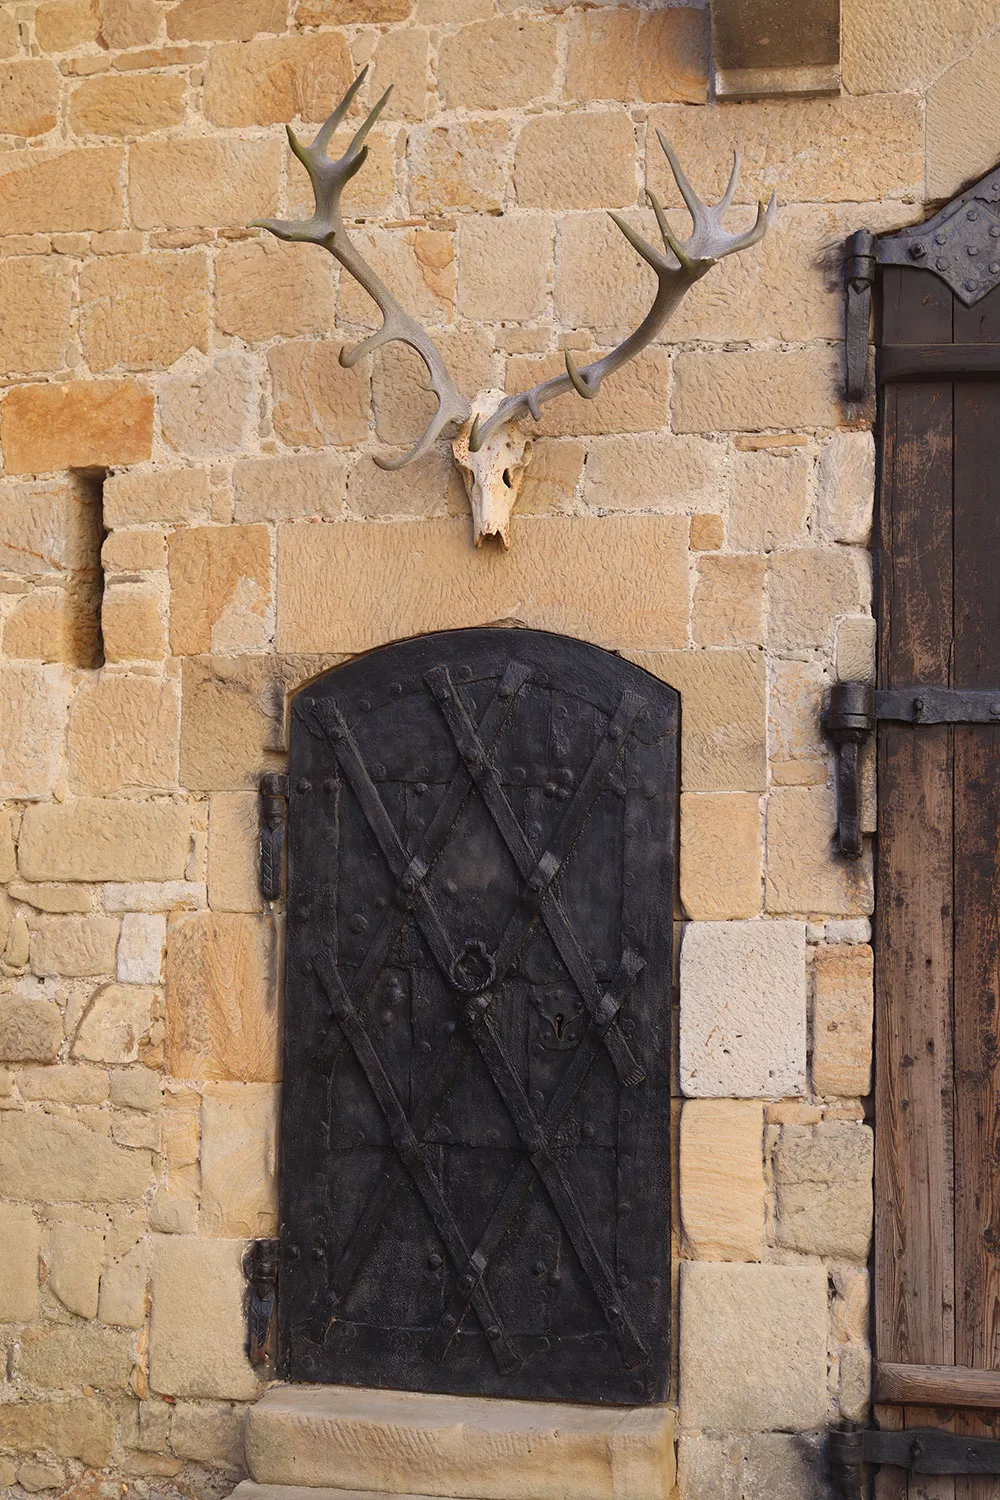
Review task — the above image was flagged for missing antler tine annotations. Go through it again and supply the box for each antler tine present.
[656,129,705,226]
[313,65,369,155]
[718,148,741,213]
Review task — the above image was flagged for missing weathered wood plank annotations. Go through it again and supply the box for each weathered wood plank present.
[878,1366,1000,1408]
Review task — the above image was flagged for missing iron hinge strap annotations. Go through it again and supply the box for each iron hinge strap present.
[830,1426,1000,1494]
[258,773,288,901]
[845,229,876,402]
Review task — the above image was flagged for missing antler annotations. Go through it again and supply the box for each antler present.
[255,69,471,469]
[469,130,776,452]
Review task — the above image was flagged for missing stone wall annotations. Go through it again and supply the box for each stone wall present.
[0,0,992,1495]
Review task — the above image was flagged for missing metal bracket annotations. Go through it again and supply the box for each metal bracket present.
[845,230,876,402]
[243,1237,279,1366]
[259,772,288,902]
[830,1424,1000,1497]
[824,681,875,859]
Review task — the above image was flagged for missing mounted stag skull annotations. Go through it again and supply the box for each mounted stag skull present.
[255,70,777,547]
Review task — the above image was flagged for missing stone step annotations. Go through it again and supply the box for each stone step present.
[229,1486,463,1500]
[245,1384,676,1500]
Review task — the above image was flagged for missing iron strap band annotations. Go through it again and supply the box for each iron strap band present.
[877,686,1000,723]
[831,1426,1000,1478]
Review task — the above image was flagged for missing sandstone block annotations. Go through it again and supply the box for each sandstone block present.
[836,615,877,684]
[0,1397,113,1467]
[812,943,873,1097]
[0,147,122,234]
[209,792,262,911]
[0,475,102,577]
[47,1222,103,1319]
[680,791,761,919]
[297,0,411,18]
[348,447,460,519]
[336,226,452,328]
[927,32,1000,201]
[233,452,347,523]
[103,880,205,912]
[68,675,179,794]
[769,547,870,652]
[278,515,688,654]
[129,138,280,231]
[201,1081,278,1236]
[372,331,491,450]
[515,438,586,516]
[504,350,670,439]
[581,433,723,514]
[170,1400,245,1468]
[0,997,62,1062]
[770,659,827,775]
[727,449,810,552]
[679,919,806,1097]
[693,554,764,647]
[817,431,875,545]
[438,18,558,110]
[2,379,154,475]
[672,349,841,433]
[840,1345,872,1423]
[679,1261,828,1429]
[457,214,552,322]
[104,466,210,527]
[98,0,159,48]
[0,257,73,375]
[110,1067,162,1109]
[18,1062,108,1104]
[0,6,16,52]
[367,25,428,121]
[743,1433,829,1500]
[408,120,511,215]
[680,1099,764,1260]
[169,523,270,656]
[216,236,334,343]
[36,0,100,51]
[0,60,58,137]
[205,33,352,128]
[80,251,208,372]
[167,0,286,40]
[269,340,371,448]
[149,1235,261,1399]
[102,583,168,662]
[166,911,279,1081]
[117,912,166,984]
[0,1110,153,1201]
[842,0,993,93]
[98,1240,149,1328]
[766,784,874,916]
[30,914,119,977]
[18,1325,132,1392]
[625,649,766,792]
[4,586,100,665]
[70,73,185,136]
[0,1203,40,1321]
[0,810,16,882]
[6,915,30,968]
[515,111,636,211]
[74,983,155,1064]
[160,353,256,459]
[565,8,709,104]
[19,799,191,882]
[772,1121,874,1258]
[102,524,166,576]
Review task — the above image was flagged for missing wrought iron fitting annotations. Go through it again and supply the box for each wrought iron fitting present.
[258,772,288,901]
[824,682,875,860]
[243,1237,279,1365]
[844,230,875,402]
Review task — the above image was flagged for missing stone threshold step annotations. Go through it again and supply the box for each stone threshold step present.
[230,1487,472,1500]
[245,1385,675,1500]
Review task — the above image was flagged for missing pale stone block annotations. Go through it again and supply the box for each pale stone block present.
[769,547,871,653]
[47,1222,104,1318]
[102,528,167,574]
[839,1344,872,1422]
[0,59,56,135]
[1,379,154,475]
[0,146,123,235]
[825,918,872,945]
[679,919,806,1098]
[0,1111,153,1202]
[367,24,428,121]
[160,354,257,460]
[766,784,874,917]
[679,1262,828,1429]
[297,0,410,17]
[35,0,100,50]
[168,523,270,656]
[70,73,185,136]
[336,227,451,329]
[278,516,688,655]
[6,915,30,968]
[4,585,101,667]
[581,434,724,514]
[72,982,156,1063]
[103,881,206,913]
[693,554,764,647]
[8,883,92,913]
[18,1324,132,1392]
[676,1435,732,1500]
[0,257,73,376]
[817,431,875,545]
[680,792,761,919]
[0,666,71,799]
[625,649,766,792]
[770,660,828,774]
[80,251,208,372]
[17,1458,65,1492]
[812,943,873,1097]
[927,31,1000,200]
[149,1185,199,1235]
[0,997,62,1063]
[170,1400,245,1468]
[167,0,286,39]
[209,792,262,913]
[0,810,15,882]
[166,911,279,1081]
[150,1235,262,1399]
[110,1068,162,1110]
[268,340,371,448]
[129,139,281,231]
[30,914,120,978]
[565,8,709,104]
[836,615,877,683]
[117,912,166,985]
[0,475,101,577]
[0,1395,113,1467]
[408,120,511,215]
[438,18,558,109]
[505,349,670,439]
[772,1121,874,1258]
[728,449,810,551]
[98,1240,149,1328]
[234,452,347,524]
[98,0,158,47]
[672,349,841,433]
[515,112,637,211]
[204,32,352,128]
[457,214,552,323]
[743,1433,829,1499]
[104,466,210,527]
[102,582,168,663]
[516,439,586,516]
[680,1099,764,1260]
[18,1063,107,1104]
[246,1383,676,1498]
[0,1203,40,1321]
[68,676,179,794]
[201,1081,279,1236]
[217,237,335,344]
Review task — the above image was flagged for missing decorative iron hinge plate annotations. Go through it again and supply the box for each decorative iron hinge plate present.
[243,1237,279,1366]
[831,1425,1000,1496]
[258,772,288,901]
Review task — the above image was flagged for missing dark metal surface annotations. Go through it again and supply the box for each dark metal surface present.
[830,1425,1000,1495]
[277,627,677,1405]
[259,772,288,902]
[243,1238,279,1366]
[845,229,875,402]
[876,685,1000,722]
[824,681,875,858]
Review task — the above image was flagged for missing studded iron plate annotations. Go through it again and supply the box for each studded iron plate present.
[878,161,1000,305]
[276,627,678,1405]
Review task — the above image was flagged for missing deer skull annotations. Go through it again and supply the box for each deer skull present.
[452,391,532,548]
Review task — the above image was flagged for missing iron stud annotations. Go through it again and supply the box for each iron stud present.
[533,1260,546,1275]
[908,242,925,259]
[415,781,428,795]
[487,1325,500,1340]
[969,208,980,220]
[428,1253,443,1270]
[297,778,312,793]
[937,257,948,270]
[969,245,980,256]
[360,697,372,711]
[459,1273,474,1291]
[442,1314,456,1328]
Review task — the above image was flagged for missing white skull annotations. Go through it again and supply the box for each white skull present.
[452,390,533,549]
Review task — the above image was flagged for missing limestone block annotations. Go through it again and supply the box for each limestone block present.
[204,33,352,128]
[201,1081,279,1236]
[268,340,371,448]
[73,982,156,1063]
[171,1400,245,1468]
[168,523,270,656]
[4,585,100,666]
[0,1396,113,1467]
[2,379,154,475]
[457,214,552,323]
[679,919,807,1097]
[167,0,286,39]
[812,943,873,1096]
[506,350,671,440]
[216,237,334,343]
[102,583,168,663]
[110,1067,162,1110]
[160,354,257,459]
[149,1235,262,1400]
[80,251,209,372]
[565,8,709,104]
[840,1344,872,1422]
[817,431,875,545]
[18,1324,132,1392]
[68,676,179,794]
[104,466,210,527]
[672,349,841,433]
[408,121,511,215]
[769,547,871,652]
[0,257,73,376]
[0,1111,153,1201]
[693,554,765,647]
[679,1098,764,1260]
[36,0,101,50]
[117,912,166,984]
[676,1435,732,1500]
[640,637,768,777]
[233,452,347,524]
[166,911,279,1081]
[680,792,761,919]
[0,997,62,1062]
[209,792,262,912]
[276,516,689,655]
[21,801,186,891]
[772,1121,874,1258]
[836,615,877,684]
[581,434,724,514]
[515,112,637,211]
[103,881,205,912]
[679,1262,828,1429]
[30,915,120,977]
[438,18,558,110]
[727,450,810,552]
[129,139,281,231]
[69,73,186,136]
[6,916,30,968]
[770,660,828,779]
[47,1222,104,1318]
[927,32,1000,201]
[98,1240,149,1328]
[742,1433,829,1499]
[245,1384,676,1498]
[766,785,874,916]
[0,1203,40,1321]
[0,146,123,235]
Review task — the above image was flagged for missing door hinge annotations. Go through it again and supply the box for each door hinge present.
[258,772,288,902]
[831,1424,1000,1497]
[243,1237,279,1366]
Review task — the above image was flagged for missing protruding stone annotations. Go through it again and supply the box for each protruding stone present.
[149,1235,262,1400]
[772,1121,874,1258]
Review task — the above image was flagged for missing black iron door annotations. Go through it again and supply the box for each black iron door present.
[277,627,677,1405]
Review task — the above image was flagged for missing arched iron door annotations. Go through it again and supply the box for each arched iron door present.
[277,627,677,1405]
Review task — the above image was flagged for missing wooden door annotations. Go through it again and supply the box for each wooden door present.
[876,266,1000,1496]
